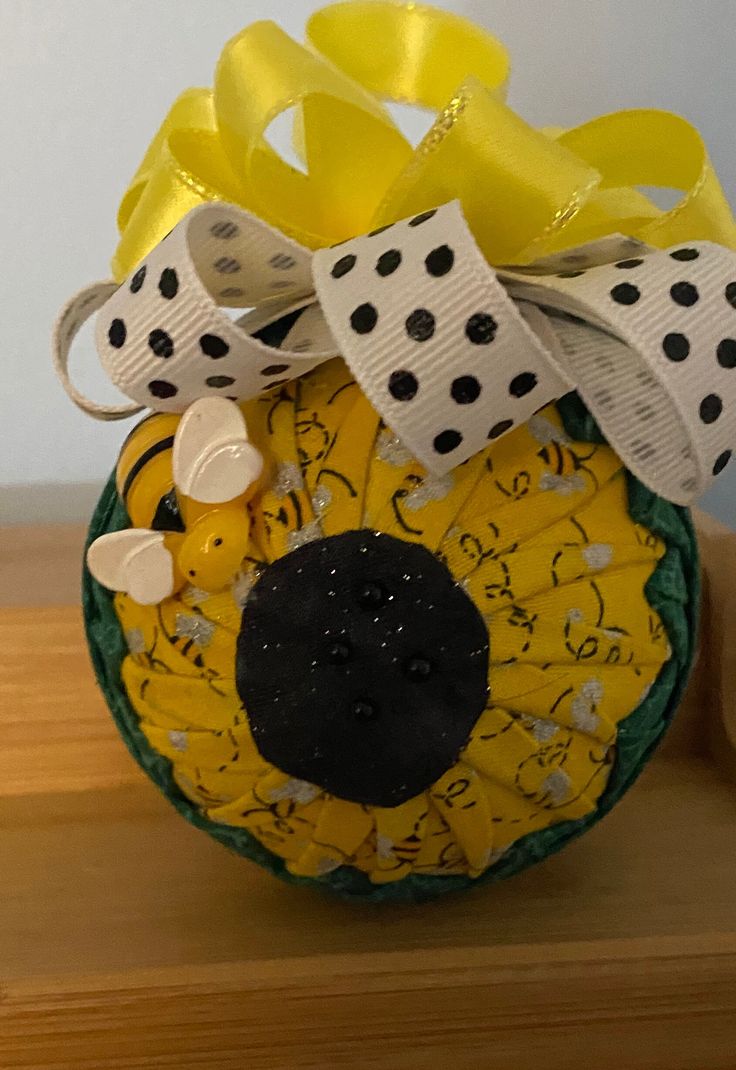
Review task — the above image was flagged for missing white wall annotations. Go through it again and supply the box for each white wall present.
[2,0,736,524]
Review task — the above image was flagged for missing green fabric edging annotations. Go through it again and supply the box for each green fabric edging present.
[82,392,699,903]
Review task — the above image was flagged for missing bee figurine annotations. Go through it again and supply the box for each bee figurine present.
[87,397,263,604]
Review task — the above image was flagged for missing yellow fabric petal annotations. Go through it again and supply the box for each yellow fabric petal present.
[207,768,327,861]
[286,798,374,878]
[368,794,429,884]
[428,763,496,874]
[243,386,318,563]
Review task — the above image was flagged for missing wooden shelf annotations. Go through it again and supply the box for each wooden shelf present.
[2,518,736,1069]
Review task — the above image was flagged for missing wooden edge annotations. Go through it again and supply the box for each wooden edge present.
[692,510,736,778]
[5,931,736,996]
[3,936,736,1069]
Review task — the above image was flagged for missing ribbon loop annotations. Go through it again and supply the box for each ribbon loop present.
[53,282,143,420]
[110,2,736,283]
[312,201,571,473]
[97,202,336,413]
[502,240,736,502]
[54,196,736,505]
[55,3,736,506]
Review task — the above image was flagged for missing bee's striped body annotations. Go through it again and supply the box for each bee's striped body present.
[116,412,181,529]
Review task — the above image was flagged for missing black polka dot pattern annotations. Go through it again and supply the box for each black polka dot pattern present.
[699,393,723,423]
[408,209,437,227]
[713,450,732,475]
[376,249,402,277]
[670,281,699,307]
[108,205,736,502]
[148,328,174,359]
[130,267,146,293]
[433,429,462,454]
[405,308,435,341]
[663,332,690,362]
[717,339,736,369]
[331,254,356,279]
[465,312,497,344]
[350,303,378,334]
[451,375,481,404]
[214,256,241,274]
[269,253,296,270]
[488,419,513,439]
[199,334,229,359]
[210,220,239,239]
[108,318,126,348]
[610,282,640,305]
[425,245,454,277]
[205,375,236,388]
[509,372,537,398]
[158,268,179,299]
[388,370,419,401]
[148,379,177,399]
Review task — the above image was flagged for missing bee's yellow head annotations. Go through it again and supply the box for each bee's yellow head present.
[177,507,252,592]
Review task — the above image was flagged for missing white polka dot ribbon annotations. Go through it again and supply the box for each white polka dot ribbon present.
[53,199,736,504]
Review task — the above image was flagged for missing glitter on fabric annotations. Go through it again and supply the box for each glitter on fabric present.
[286,519,323,551]
[582,543,614,570]
[269,778,321,805]
[376,428,414,467]
[523,715,560,742]
[311,484,333,516]
[404,473,455,510]
[272,461,304,496]
[168,729,188,752]
[540,471,586,495]
[376,834,395,859]
[174,612,215,646]
[528,413,572,446]
[316,856,342,875]
[125,627,146,654]
[183,584,211,604]
[542,769,571,805]
[232,569,260,608]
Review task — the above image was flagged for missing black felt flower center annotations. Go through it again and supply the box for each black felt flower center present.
[236,530,490,807]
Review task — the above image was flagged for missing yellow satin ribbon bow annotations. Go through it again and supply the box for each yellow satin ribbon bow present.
[112,1,736,282]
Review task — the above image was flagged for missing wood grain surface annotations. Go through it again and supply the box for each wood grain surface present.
[1,518,735,1069]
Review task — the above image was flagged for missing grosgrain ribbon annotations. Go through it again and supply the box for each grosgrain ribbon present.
[54,198,736,504]
[53,1,736,504]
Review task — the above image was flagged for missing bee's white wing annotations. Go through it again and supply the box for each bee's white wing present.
[173,397,263,504]
[87,529,175,605]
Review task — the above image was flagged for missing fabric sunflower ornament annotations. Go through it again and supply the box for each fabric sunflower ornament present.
[55,2,735,900]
